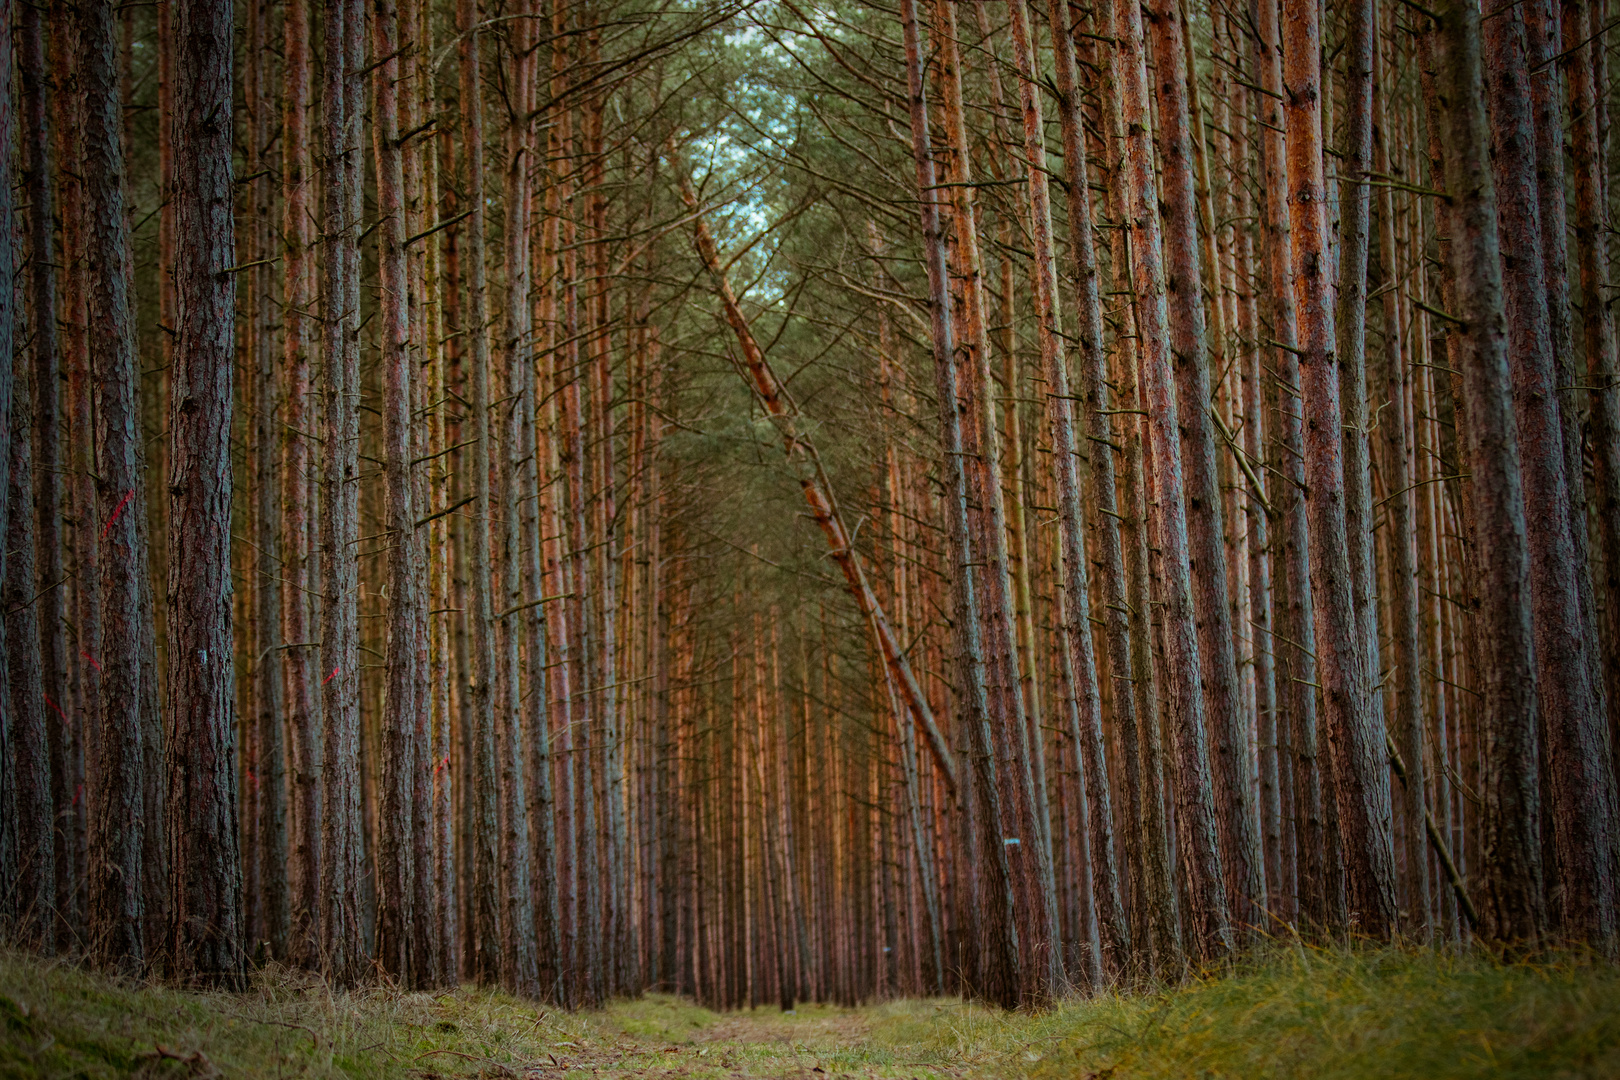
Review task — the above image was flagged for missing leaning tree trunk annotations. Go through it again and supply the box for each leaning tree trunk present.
[167,0,241,984]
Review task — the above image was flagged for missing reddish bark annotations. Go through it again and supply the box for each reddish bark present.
[895,0,1020,1003]
[1283,0,1397,937]
[167,0,242,983]
[319,0,365,986]
[1434,0,1546,945]
[1565,0,1620,920]
[457,0,502,986]
[1049,0,1129,975]
[1145,0,1265,942]
[280,0,321,972]
[1113,0,1231,961]
[1487,0,1618,947]
[374,0,426,985]
[82,0,148,974]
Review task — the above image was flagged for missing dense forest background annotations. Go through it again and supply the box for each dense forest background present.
[0,0,1617,1013]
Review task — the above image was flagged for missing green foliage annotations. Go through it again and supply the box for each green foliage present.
[4,946,1615,1078]
[869,944,1620,1079]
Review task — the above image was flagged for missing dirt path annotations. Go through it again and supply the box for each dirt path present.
[512,997,963,1080]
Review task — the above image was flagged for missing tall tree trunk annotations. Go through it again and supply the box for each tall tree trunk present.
[1486,0,1618,949]
[281,0,321,972]
[9,39,49,936]
[1528,3,1602,866]
[320,0,365,986]
[898,0,1019,1004]
[1099,6,1180,970]
[1562,0,1620,766]
[1283,0,1398,937]
[168,0,241,983]
[457,0,502,985]
[1565,0,1620,932]
[1374,47,1430,941]
[246,0,287,964]
[1146,0,1265,943]
[1433,0,1547,946]
[992,0,1067,1000]
[1112,0,1231,962]
[1251,0,1320,930]
[522,29,562,1004]
[1337,0,1386,884]
[82,0,147,974]
[0,0,18,948]
[7,322,48,952]
[21,0,71,955]
[1048,0,1129,975]
[52,0,91,948]
[497,0,539,996]
[374,0,424,985]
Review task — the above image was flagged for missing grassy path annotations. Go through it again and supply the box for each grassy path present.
[4,947,1619,1079]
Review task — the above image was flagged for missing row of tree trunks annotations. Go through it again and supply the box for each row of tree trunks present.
[6,0,1620,996]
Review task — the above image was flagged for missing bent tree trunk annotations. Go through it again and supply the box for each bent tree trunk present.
[674,165,958,798]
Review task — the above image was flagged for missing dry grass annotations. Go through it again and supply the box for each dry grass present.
[3,944,1616,1078]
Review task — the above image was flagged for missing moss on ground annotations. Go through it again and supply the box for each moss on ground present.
[2,944,1616,1079]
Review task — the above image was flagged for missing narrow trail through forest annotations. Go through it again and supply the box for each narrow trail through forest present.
[535,1000,956,1079]
[5,946,1620,1079]
[7,0,1620,1054]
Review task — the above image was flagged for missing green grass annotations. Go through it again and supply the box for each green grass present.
[871,945,1620,1079]
[2,945,1616,1078]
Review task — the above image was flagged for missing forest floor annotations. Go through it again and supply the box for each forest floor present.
[3,944,1618,1080]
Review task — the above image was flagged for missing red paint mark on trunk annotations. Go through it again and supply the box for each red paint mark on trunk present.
[100,489,136,540]
[45,694,69,724]
[323,666,340,685]
[80,650,102,673]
